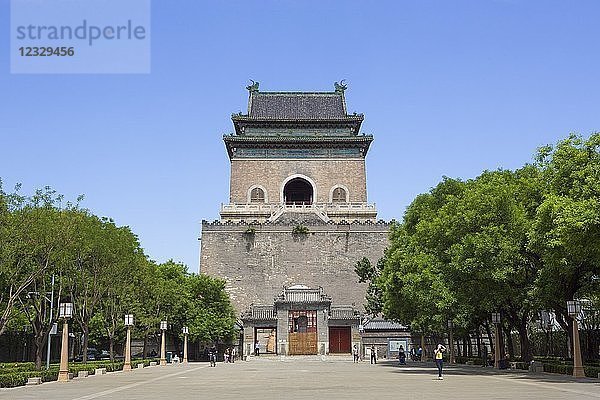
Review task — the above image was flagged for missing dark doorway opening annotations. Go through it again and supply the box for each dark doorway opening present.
[284,178,313,205]
[255,327,277,354]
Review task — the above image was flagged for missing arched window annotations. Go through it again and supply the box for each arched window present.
[250,187,265,203]
[332,187,347,203]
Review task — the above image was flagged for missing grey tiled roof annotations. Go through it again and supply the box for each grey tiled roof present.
[249,92,346,120]
[364,319,408,331]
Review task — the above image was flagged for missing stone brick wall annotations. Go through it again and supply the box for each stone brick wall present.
[200,220,390,315]
[229,159,367,204]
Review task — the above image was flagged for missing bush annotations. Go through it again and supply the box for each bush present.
[0,372,29,388]
[292,225,309,235]
[454,356,484,365]
[542,363,600,378]
[0,369,58,388]
[584,366,600,378]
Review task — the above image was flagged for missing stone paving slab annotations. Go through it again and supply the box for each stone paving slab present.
[1,359,598,400]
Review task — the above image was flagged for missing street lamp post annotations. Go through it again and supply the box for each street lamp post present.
[123,314,134,371]
[567,300,585,378]
[182,326,189,364]
[447,320,455,364]
[57,302,73,382]
[491,312,501,369]
[160,320,167,366]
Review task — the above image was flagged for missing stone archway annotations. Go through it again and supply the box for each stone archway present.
[283,177,313,205]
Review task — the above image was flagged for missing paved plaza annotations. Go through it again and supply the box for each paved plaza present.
[1,357,599,400]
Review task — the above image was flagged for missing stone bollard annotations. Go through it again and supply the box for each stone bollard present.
[94,368,107,375]
[26,377,42,386]
[149,361,157,367]
[78,371,89,378]
[137,363,144,369]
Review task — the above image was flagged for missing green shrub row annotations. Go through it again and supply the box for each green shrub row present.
[542,363,600,378]
[0,358,161,388]
[454,356,484,365]
[0,369,58,388]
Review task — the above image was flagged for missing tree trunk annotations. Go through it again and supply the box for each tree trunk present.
[109,337,114,363]
[82,325,89,363]
[143,333,148,359]
[516,319,532,362]
[503,325,513,360]
[485,322,494,355]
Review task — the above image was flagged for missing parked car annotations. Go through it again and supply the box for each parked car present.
[73,348,110,362]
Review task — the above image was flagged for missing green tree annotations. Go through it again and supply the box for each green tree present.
[184,273,237,344]
[530,133,600,347]
[354,257,384,316]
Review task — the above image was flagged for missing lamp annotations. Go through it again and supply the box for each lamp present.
[57,302,73,382]
[567,300,581,318]
[491,312,500,325]
[182,326,189,363]
[59,302,73,319]
[124,314,134,326]
[491,312,501,369]
[567,300,584,378]
[123,314,134,371]
[160,320,167,366]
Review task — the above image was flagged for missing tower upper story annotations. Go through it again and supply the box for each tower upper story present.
[221,81,377,223]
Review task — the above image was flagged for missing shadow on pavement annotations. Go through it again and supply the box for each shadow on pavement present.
[375,360,600,385]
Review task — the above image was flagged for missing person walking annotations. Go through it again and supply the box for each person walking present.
[434,344,446,380]
[398,345,406,365]
[370,345,377,364]
[352,344,360,363]
[209,344,217,367]
[254,340,260,356]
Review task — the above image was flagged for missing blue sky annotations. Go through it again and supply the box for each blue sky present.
[1,0,598,273]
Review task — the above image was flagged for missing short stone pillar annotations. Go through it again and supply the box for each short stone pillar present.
[94,368,107,375]
[149,361,157,367]
[137,363,145,369]
[77,371,89,378]
[26,377,42,385]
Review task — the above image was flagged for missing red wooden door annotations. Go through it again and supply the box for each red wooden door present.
[329,327,351,353]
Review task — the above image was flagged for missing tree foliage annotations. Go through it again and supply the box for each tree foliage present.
[0,182,237,368]
[368,133,600,361]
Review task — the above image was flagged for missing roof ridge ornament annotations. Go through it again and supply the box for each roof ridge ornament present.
[246,79,259,92]
[334,80,347,93]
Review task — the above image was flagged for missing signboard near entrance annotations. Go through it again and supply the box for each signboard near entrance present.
[388,339,408,358]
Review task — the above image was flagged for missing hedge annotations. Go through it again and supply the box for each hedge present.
[542,363,600,378]
[0,358,161,388]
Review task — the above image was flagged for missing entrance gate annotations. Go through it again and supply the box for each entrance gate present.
[329,326,351,353]
[289,332,317,355]
[288,310,318,355]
